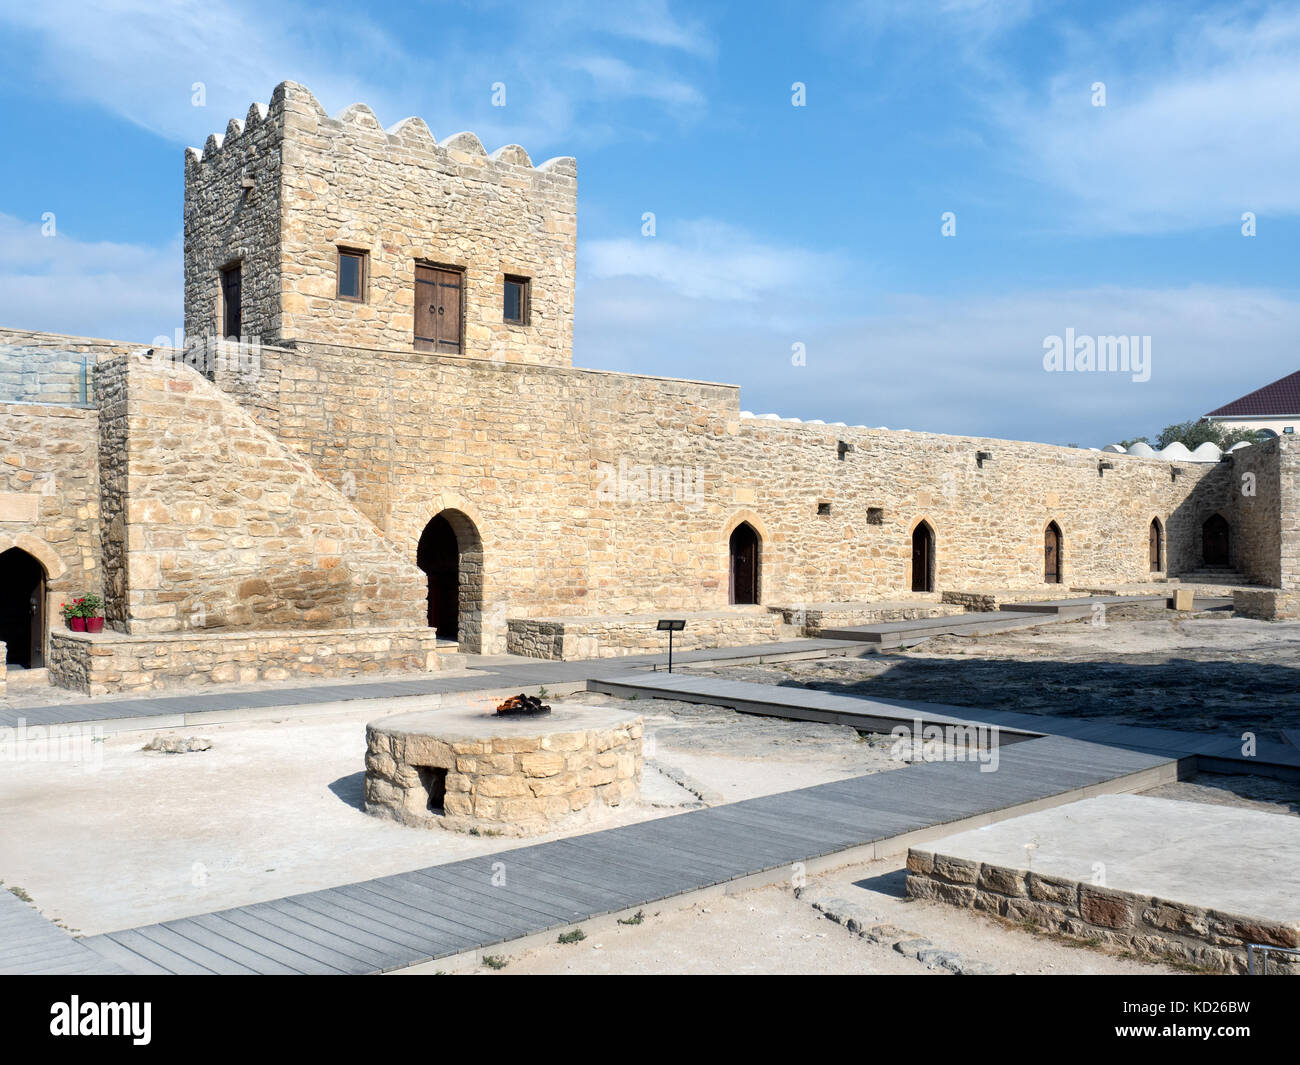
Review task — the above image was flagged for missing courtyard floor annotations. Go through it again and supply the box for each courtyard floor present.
[2,609,1297,973]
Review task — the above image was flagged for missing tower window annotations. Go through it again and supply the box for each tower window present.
[220,263,241,339]
[338,249,368,302]
[504,275,530,324]
[817,502,832,516]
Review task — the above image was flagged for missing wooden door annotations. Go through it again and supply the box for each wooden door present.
[415,265,463,353]
[1044,524,1062,583]
[729,524,759,605]
[1149,521,1161,572]
[29,574,44,668]
[911,524,934,592]
[1202,515,1230,567]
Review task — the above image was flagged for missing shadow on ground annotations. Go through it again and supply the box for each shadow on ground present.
[746,655,1300,742]
[328,771,366,811]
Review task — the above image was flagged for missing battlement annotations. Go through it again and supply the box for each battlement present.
[183,82,578,366]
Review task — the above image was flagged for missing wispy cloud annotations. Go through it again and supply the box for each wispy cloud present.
[0,0,715,153]
[0,214,179,341]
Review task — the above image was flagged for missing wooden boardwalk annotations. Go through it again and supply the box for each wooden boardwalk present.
[0,889,126,975]
[78,734,1173,974]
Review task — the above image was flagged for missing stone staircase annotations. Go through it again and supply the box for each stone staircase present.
[1173,566,1256,587]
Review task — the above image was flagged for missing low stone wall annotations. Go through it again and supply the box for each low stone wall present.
[770,600,964,634]
[506,608,782,660]
[905,849,1298,974]
[1233,588,1298,620]
[941,588,1087,612]
[48,626,441,695]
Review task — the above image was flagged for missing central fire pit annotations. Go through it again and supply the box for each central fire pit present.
[364,701,642,836]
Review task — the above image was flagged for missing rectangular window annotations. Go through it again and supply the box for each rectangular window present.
[504,275,530,324]
[337,249,367,302]
[220,263,241,339]
[866,507,884,525]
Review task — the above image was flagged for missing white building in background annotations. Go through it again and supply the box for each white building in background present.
[1204,369,1300,438]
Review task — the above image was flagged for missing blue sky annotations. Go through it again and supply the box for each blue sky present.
[0,0,1297,445]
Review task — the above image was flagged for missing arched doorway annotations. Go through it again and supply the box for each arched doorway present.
[910,521,935,592]
[1202,514,1230,567]
[729,522,761,605]
[1149,518,1163,572]
[1044,522,1063,584]
[0,548,46,669]
[416,510,483,647]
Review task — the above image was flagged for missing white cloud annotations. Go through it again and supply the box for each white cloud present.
[0,214,180,342]
[576,263,1300,445]
[583,219,851,304]
[0,0,713,153]
[1000,5,1300,232]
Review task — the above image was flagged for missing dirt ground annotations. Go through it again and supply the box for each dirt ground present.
[689,609,1300,741]
[0,693,912,935]
[483,858,1181,976]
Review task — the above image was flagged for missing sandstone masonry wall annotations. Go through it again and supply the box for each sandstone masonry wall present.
[217,340,1235,652]
[906,848,1298,975]
[101,352,427,634]
[185,82,577,365]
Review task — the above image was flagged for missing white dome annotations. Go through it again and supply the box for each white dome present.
[1228,440,1254,452]
[1102,444,1126,453]
[1127,441,1156,457]
[1189,441,1222,462]
[1157,441,1192,460]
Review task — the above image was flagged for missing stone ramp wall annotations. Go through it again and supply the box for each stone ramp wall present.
[98,352,427,635]
[906,848,1299,975]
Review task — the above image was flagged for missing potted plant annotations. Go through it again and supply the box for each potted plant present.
[81,593,105,633]
[61,599,86,632]
[61,595,105,633]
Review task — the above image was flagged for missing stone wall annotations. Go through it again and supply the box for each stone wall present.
[49,625,440,696]
[506,607,781,660]
[905,848,1298,974]
[98,352,427,635]
[185,82,577,366]
[183,92,284,345]
[0,400,101,640]
[212,339,1237,652]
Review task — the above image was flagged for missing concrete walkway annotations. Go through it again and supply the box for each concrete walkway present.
[0,889,126,975]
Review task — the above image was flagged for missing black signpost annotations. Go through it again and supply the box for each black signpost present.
[656,618,686,673]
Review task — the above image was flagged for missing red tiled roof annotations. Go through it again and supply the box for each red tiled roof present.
[1206,370,1300,417]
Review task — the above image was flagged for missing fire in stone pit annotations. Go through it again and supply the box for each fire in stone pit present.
[495,693,551,717]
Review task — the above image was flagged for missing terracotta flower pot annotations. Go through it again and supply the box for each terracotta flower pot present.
[68,617,86,632]
[85,617,104,634]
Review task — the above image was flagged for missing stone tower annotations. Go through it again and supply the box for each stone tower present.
[183,81,578,366]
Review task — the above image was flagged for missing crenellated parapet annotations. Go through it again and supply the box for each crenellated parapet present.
[184,82,578,365]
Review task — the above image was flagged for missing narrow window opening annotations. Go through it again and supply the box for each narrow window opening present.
[220,262,242,339]
[817,502,832,516]
[866,507,884,525]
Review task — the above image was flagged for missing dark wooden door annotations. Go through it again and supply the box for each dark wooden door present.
[729,524,759,605]
[29,574,44,668]
[1149,521,1161,572]
[415,265,463,353]
[911,524,934,592]
[1202,514,1230,567]
[1044,524,1062,583]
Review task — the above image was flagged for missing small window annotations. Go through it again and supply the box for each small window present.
[504,275,530,324]
[338,249,367,302]
[817,502,832,516]
[220,263,241,339]
[867,507,884,525]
